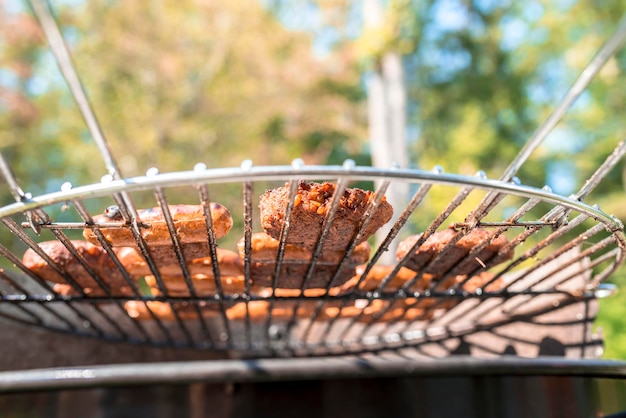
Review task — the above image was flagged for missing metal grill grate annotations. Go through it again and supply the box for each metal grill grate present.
[0,160,624,357]
[0,1,625,358]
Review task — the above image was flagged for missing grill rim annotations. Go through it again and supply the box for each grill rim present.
[1,355,626,393]
[0,164,623,235]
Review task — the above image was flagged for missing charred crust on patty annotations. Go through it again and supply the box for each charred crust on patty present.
[396,226,514,276]
[21,240,133,296]
[259,181,393,251]
[238,232,371,289]
[83,203,233,246]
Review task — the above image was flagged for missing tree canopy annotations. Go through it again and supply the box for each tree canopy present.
[1,0,368,200]
[1,0,624,196]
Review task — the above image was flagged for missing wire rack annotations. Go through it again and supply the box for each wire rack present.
[0,1,625,358]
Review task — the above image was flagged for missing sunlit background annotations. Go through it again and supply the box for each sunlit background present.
[1,0,625,356]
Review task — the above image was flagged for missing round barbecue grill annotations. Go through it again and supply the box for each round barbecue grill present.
[0,159,623,358]
[1,1,626,417]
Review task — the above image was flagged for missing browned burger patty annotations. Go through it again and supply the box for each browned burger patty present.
[396,227,513,276]
[227,266,432,324]
[226,300,320,322]
[83,203,233,247]
[237,232,371,288]
[428,270,504,311]
[144,273,250,297]
[339,264,434,293]
[123,300,218,321]
[115,245,243,277]
[336,265,504,321]
[435,270,503,293]
[226,286,350,322]
[225,283,353,322]
[342,265,501,294]
[141,273,269,316]
[330,265,435,322]
[22,240,133,296]
[259,181,393,251]
[318,299,435,323]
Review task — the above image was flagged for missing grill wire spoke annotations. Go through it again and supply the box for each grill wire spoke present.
[308,177,436,346]
[347,194,544,341]
[289,176,353,340]
[87,192,188,345]
[44,230,133,339]
[299,178,394,343]
[294,181,366,339]
[0,266,74,330]
[197,182,233,349]
[81,198,177,346]
[1,217,121,339]
[70,199,154,344]
[264,178,302,349]
[121,203,197,347]
[0,1,624,358]
[327,181,480,344]
[152,186,214,346]
[241,178,255,350]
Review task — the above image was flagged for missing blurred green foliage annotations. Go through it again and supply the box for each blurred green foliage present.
[598,269,626,359]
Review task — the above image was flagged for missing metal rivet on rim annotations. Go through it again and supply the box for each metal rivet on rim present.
[343,159,356,169]
[100,174,114,183]
[240,159,253,171]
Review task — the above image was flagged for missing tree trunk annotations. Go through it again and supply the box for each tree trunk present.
[364,0,409,263]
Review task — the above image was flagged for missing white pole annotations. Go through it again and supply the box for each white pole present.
[364,0,409,263]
